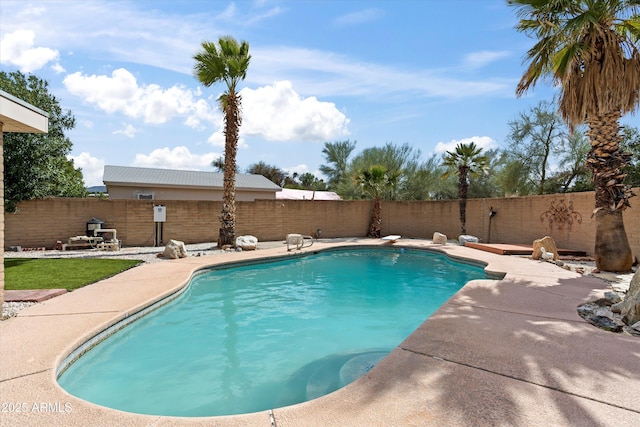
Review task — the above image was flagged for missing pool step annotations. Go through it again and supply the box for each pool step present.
[305,351,389,400]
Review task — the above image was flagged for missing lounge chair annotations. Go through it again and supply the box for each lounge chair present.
[286,234,314,251]
[382,235,401,244]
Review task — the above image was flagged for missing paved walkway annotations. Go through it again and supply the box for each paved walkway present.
[4,289,67,302]
[1,239,638,426]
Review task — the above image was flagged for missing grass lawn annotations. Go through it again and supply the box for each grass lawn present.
[4,258,142,291]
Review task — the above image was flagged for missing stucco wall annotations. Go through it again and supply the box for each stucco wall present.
[4,190,639,258]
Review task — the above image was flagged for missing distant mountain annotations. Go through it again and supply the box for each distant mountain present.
[87,185,107,193]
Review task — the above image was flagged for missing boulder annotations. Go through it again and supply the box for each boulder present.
[163,239,187,259]
[458,235,479,246]
[236,235,258,251]
[619,269,640,326]
[432,232,447,245]
[532,236,559,261]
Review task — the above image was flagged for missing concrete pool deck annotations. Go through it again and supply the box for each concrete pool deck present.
[1,238,638,426]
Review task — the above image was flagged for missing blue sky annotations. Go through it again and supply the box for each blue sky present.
[2,0,636,187]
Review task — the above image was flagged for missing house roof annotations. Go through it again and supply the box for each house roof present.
[0,89,49,133]
[103,165,282,191]
[276,188,342,200]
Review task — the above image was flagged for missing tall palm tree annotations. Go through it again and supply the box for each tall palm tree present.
[441,142,490,235]
[355,165,400,238]
[510,0,640,272]
[194,36,250,247]
[320,140,357,188]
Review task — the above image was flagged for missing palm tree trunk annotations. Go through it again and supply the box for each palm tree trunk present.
[368,196,382,238]
[586,112,634,271]
[218,93,241,247]
[594,209,633,271]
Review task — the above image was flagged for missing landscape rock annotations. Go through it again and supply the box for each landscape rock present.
[611,302,623,313]
[532,236,559,261]
[619,269,640,326]
[577,302,625,333]
[458,235,479,246]
[432,232,447,245]
[236,235,258,251]
[163,239,187,259]
[604,291,622,305]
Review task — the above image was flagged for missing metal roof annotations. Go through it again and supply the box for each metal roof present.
[103,165,281,191]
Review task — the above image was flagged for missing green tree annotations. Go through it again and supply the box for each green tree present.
[402,154,452,200]
[1,71,86,212]
[620,125,640,187]
[355,165,400,238]
[320,140,356,189]
[467,148,503,198]
[441,142,489,235]
[298,172,326,191]
[548,130,592,193]
[510,0,640,271]
[194,36,251,247]
[211,156,225,172]
[504,99,567,195]
[246,161,288,186]
[348,142,420,200]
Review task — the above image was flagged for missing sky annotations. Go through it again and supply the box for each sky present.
[2,0,637,188]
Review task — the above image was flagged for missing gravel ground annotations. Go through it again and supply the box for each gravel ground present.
[3,241,635,319]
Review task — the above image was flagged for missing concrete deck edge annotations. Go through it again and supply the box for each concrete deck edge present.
[1,238,638,426]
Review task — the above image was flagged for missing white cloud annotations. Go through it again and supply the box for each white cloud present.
[433,136,498,154]
[68,152,105,187]
[51,62,66,73]
[132,146,221,170]
[113,123,140,138]
[251,47,513,100]
[334,8,383,26]
[207,131,249,149]
[79,119,94,129]
[63,68,219,125]
[0,29,60,72]
[284,164,309,176]
[464,50,511,69]
[241,81,350,142]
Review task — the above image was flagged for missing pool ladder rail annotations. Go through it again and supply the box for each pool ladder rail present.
[286,234,314,251]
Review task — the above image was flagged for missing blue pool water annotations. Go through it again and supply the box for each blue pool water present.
[58,248,486,417]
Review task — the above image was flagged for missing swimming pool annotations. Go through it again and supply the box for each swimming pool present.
[57,247,487,417]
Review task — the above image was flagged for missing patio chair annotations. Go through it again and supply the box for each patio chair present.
[286,233,314,251]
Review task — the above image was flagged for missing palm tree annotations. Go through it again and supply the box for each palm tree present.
[355,165,400,238]
[320,140,357,188]
[509,0,640,272]
[441,142,489,235]
[194,36,251,247]
[211,156,225,172]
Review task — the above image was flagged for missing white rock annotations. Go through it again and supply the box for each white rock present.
[163,239,187,259]
[433,232,447,245]
[458,235,479,245]
[236,235,258,251]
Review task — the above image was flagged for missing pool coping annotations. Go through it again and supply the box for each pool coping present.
[1,238,639,426]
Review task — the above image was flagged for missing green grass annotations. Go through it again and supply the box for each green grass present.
[4,258,142,291]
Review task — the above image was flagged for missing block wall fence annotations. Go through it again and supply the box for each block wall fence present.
[4,188,639,258]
